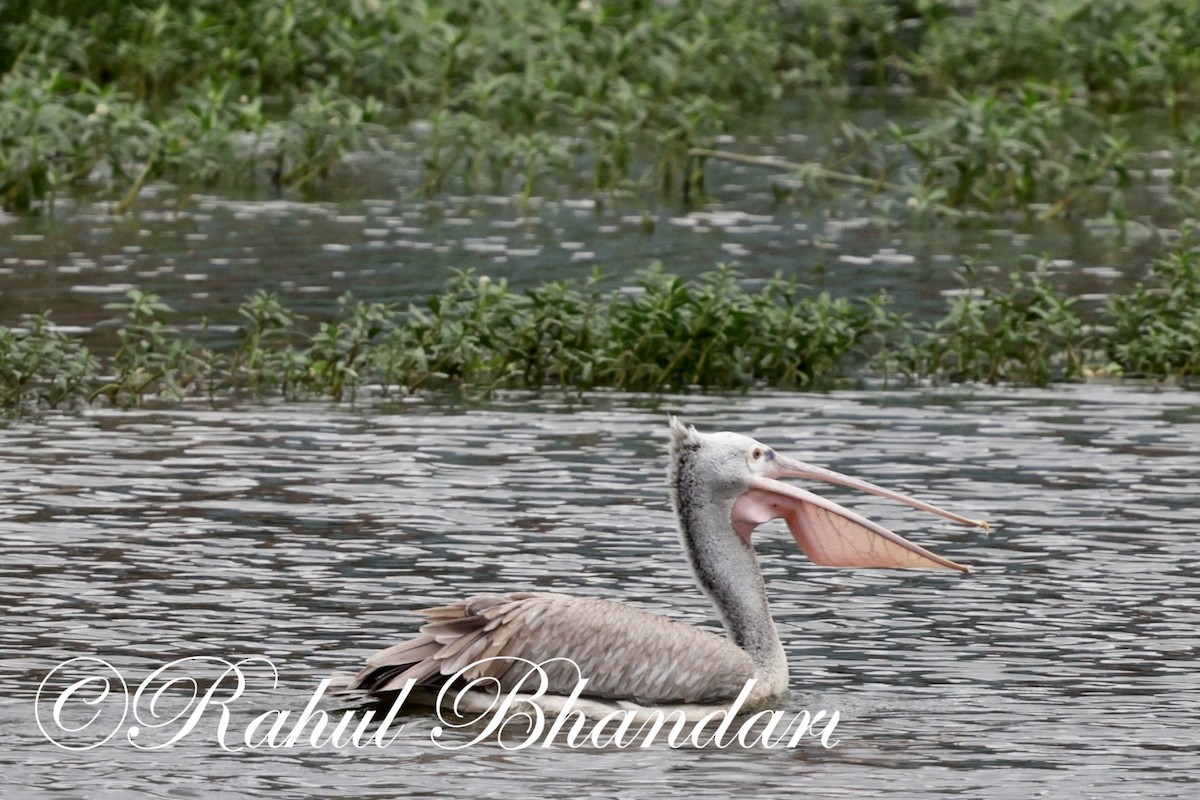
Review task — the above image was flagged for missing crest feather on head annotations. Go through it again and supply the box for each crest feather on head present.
[668,415,699,451]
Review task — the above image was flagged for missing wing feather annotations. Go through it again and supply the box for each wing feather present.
[347,592,754,705]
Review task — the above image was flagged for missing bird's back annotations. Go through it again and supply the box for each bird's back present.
[349,592,757,705]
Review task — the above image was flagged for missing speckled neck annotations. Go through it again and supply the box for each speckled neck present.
[670,435,787,684]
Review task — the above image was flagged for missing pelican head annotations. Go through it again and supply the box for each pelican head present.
[668,417,985,573]
[668,424,775,497]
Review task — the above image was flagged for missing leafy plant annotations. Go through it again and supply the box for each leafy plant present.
[6,252,1200,416]
[304,294,396,401]
[887,266,1089,385]
[0,313,98,411]
[94,290,201,404]
[1108,241,1200,377]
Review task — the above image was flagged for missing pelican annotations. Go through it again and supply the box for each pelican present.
[347,418,986,718]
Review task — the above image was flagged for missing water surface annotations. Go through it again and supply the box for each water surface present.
[0,101,1161,345]
[2,386,1197,797]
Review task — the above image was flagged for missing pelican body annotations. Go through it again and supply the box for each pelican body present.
[347,419,985,715]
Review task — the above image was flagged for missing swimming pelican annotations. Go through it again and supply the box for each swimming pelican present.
[347,418,986,717]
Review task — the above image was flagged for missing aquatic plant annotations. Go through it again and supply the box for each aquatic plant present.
[305,295,398,402]
[0,312,98,411]
[884,266,1090,385]
[384,266,881,393]
[228,290,306,397]
[0,267,885,411]
[0,0,782,210]
[889,87,1131,216]
[9,250,1200,415]
[914,0,1200,113]
[1107,242,1200,377]
[3,0,1197,213]
[688,86,1139,219]
[93,290,207,405]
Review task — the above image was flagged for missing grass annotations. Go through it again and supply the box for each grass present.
[5,243,1200,414]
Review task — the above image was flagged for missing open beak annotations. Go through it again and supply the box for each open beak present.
[731,454,986,573]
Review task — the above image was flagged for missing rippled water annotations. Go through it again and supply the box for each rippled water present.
[2,386,1197,798]
[0,133,1151,346]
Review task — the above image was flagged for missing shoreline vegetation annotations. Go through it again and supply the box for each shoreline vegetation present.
[3,1,1200,410]
[2,0,1199,213]
[3,241,1198,412]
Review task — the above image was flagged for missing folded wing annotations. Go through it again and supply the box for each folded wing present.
[348,592,757,705]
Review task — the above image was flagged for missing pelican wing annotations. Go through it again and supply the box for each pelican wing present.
[348,592,755,705]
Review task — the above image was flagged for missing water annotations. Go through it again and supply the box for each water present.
[2,386,1198,798]
[0,120,1162,347]
[1,100,1196,796]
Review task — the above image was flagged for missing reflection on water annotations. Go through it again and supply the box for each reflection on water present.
[2,385,1198,797]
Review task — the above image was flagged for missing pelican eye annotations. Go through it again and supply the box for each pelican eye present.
[751,447,763,461]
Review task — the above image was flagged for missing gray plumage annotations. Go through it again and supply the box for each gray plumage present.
[347,420,792,709]
[349,592,756,705]
[347,418,980,713]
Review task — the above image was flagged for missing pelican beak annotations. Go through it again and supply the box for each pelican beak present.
[731,453,986,573]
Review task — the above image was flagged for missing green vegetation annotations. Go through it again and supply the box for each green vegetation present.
[0,266,884,411]
[2,0,1199,212]
[879,268,1090,386]
[4,0,1200,414]
[4,241,1200,413]
[1106,241,1200,376]
[0,0,777,210]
